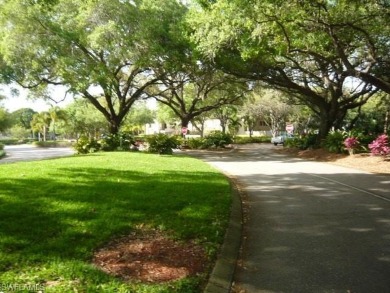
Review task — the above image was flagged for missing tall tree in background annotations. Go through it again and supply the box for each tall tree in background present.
[240,88,292,137]
[0,108,11,133]
[48,106,68,139]
[10,108,37,130]
[149,64,249,129]
[212,105,240,135]
[189,0,386,142]
[62,99,108,139]
[122,101,155,135]
[0,0,188,134]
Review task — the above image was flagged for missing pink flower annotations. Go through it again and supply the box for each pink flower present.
[368,134,390,156]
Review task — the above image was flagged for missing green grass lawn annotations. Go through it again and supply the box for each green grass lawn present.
[0,152,231,292]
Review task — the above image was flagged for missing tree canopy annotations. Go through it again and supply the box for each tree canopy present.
[189,0,389,140]
[148,62,249,129]
[0,0,188,134]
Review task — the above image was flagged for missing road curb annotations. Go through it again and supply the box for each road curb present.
[204,177,243,293]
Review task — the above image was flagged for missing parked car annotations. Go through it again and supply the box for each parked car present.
[271,134,294,146]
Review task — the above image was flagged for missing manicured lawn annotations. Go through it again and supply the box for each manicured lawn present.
[0,152,231,292]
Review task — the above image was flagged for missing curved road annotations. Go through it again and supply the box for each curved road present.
[191,144,390,293]
[1,144,75,164]
[2,143,389,292]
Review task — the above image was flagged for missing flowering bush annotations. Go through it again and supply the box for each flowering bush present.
[368,134,390,156]
[344,137,359,155]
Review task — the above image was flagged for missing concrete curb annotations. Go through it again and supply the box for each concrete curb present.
[204,178,243,293]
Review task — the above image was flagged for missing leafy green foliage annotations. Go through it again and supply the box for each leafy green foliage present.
[0,138,25,145]
[233,136,271,144]
[32,140,73,148]
[202,131,233,148]
[99,132,134,151]
[145,134,180,154]
[0,0,189,134]
[0,143,4,150]
[185,132,237,149]
[73,136,100,154]
[284,134,318,150]
[0,107,11,132]
[189,0,389,141]
[185,137,204,149]
[322,130,346,153]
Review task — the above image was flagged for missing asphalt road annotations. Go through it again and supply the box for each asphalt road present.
[192,144,390,293]
[1,144,75,164]
[2,143,389,292]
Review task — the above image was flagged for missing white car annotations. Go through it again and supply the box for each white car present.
[271,134,294,146]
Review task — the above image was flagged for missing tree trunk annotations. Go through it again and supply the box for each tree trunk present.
[180,117,192,137]
[220,118,227,134]
[317,108,338,145]
[384,108,389,134]
[43,126,47,141]
[108,118,121,135]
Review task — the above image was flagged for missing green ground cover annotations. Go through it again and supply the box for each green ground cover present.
[0,152,231,292]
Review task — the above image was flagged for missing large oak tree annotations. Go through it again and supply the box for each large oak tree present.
[189,0,388,141]
[0,0,187,134]
[149,62,249,129]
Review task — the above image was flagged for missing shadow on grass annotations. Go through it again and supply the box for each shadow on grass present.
[0,158,231,286]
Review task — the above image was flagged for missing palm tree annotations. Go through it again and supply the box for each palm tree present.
[48,106,68,140]
[31,112,51,141]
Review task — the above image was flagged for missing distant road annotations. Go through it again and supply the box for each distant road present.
[0,144,75,164]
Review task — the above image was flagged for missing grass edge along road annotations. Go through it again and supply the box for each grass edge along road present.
[0,152,231,292]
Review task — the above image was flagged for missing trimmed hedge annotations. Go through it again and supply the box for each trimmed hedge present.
[234,136,271,144]
[32,140,74,148]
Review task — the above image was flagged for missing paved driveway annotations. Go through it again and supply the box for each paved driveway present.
[191,144,390,293]
[1,144,75,164]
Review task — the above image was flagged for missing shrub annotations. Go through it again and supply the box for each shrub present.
[234,136,271,144]
[322,130,345,153]
[344,137,359,155]
[0,143,4,151]
[368,134,390,156]
[73,136,101,154]
[186,138,204,149]
[203,131,233,148]
[0,139,21,145]
[32,140,74,148]
[99,132,134,151]
[284,133,318,150]
[145,134,180,154]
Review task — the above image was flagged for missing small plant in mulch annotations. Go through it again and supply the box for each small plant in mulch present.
[344,137,359,155]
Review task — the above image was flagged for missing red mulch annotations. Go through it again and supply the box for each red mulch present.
[92,229,208,283]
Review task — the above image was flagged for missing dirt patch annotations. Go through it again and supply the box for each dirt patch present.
[92,229,208,283]
[275,147,390,174]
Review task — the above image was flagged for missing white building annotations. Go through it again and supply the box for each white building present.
[145,118,271,137]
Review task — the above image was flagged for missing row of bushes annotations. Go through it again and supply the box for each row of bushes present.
[32,141,74,148]
[0,139,73,147]
[0,138,32,145]
[284,130,390,156]
[74,131,270,155]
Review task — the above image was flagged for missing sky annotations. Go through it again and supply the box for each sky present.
[0,84,72,112]
[1,83,157,112]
